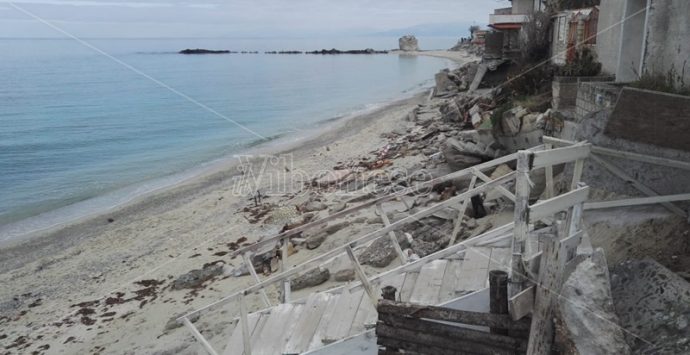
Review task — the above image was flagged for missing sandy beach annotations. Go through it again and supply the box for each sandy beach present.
[0,50,476,355]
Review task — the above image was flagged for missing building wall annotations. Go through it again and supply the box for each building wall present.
[512,0,535,14]
[643,0,690,86]
[596,0,626,76]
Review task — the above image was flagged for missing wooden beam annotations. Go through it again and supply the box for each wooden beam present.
[590,155,687,217]
[508,285,535,321]
[345,245,377,305]
[531,144,591,169]
[543,136,690,171]
[238,294,252,355]
[511,151,532,298]
[584,193,690,210]
[242,252,271,307]
[448,174,477,247]
[376,299,531,330]
[472,167,516,202]
[526,222,565,355]
[377,314,526,352]
[182,317,219,355]
[376,203,408,264]
[544,143,555,199]
[529,186,590,221]
[376,324,517,355]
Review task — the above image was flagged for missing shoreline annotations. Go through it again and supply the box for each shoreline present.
[0,50,471,249]
[0,50,475,355]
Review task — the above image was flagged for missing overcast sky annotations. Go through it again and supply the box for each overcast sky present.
[0,0,510,38]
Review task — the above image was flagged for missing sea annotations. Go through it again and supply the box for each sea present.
[0,36,459,242]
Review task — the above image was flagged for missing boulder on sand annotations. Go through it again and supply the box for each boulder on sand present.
[291,267,330,290]
[398,35,419,51]
[172,263,224,290]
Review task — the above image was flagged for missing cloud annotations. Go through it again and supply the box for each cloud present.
[6,0,174,8]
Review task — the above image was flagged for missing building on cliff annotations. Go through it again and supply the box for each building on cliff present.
[596,0,690,85]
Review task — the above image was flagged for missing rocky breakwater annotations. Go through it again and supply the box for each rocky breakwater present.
[398,35,419,51]
[306,48,388,55]
[179,49,231,54]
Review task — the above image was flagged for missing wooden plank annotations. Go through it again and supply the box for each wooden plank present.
[307,293,341,351]
[183,317,219,355]
[488,247,511,273]
[252,304,298,355]
[590,154,687,217]
[560,230,584,265]
[376,203,408,263]
[224,309,262,355]
[570,158,585,191]
[511,151,531,298]
[410,259,448,305]
[526,223,566,355]
[345,245,376,304]
[529,186,590,221]
[584,193,690,210]
[448,174,477,247]
[283,293,332,354]
[456,247,492,292]
[349,289,378,336]
[398,271,419,302]
[472,167,516,202]
[439,260,462,303]
[531,144,591,169]
[544,143,554,199]
[376,323,517,355]
[594,146,690,171]
[322,289,364,344]
[377,300,531,330]
[243,252,271,307]
[509,285,535,321]
[378,314,526,352]
[249,312,270,352]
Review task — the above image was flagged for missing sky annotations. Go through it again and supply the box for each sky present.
[0,0,510,38]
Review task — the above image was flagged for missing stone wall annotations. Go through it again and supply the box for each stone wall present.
[552,76,615,112]
[572,82,690,198]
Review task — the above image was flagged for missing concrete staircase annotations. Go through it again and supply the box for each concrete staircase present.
[222,246,510,355]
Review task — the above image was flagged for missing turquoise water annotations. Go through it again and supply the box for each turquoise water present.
[0,37,456,239]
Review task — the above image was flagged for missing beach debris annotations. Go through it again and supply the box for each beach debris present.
[333,269,356,282]
[313,169,353,187]
[300,200,327,213]
[291,267,330,291]
[328,202,347,214]
[501,106,528,136]
[358,234,409,268]
[172,263,224,290]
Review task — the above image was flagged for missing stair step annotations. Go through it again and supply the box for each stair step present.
[439,259,463,302]
[399,271,419,302]
[253,303,302,355]
[349,292,377,336]
[322,288,364,344]
[283,293,332,354]
[410,259,449,305]
[455,247,493,292]
[307,291,341,351]
[223,311,263,355]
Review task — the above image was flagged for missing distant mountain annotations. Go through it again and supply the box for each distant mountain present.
[369,22,484,37]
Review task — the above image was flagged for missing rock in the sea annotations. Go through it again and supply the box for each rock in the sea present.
[558,251,631,355]
[398,35,419,51]
[334,269,356,282]
[179,49,230,54]
[291,267,330,291]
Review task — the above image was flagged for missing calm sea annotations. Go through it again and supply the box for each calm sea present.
[0,37,457,241]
